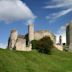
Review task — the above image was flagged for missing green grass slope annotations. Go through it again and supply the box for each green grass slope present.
[0,48,72,72]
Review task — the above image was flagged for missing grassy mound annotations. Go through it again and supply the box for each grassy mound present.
[0,48,72,72]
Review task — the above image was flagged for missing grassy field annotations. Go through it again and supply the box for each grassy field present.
[0,48,72,72]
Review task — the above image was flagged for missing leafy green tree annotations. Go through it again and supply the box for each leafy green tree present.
[32,36,54,54]
[32,40,38,49]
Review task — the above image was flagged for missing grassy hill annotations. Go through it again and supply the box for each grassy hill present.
[0,48,72,72]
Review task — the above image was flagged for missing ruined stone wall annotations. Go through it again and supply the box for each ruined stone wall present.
[66,22,72,52]
[26,44,32,51]
[8,29,32,51]
[15,38,26,51]
[15,38,32,51]
[55,45,63,51]
[34,30,56,44]
[8,30,18,50]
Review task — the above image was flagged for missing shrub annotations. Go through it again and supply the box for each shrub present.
[32,36,54,54]
[32,40,38,49]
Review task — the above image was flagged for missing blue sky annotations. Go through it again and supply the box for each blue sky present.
[0,0,72,48]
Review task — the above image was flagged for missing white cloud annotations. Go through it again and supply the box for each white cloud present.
[0,43,7,49]
[46,8,72,23]
[44,3,72,9]
[45,0,72,9]
[0,0,36,24]
[52,9,72,18]
[44,0,72,22]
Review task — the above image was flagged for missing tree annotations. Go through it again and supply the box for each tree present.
[32,36,54,54]
[32,40,38,49]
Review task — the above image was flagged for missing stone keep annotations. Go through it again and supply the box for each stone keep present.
[66,22,72,51]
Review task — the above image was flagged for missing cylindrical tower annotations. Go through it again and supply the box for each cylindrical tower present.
[28,24,34,44]
[10,29,18,49]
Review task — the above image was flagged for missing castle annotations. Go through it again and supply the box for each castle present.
[7,24,56,51]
